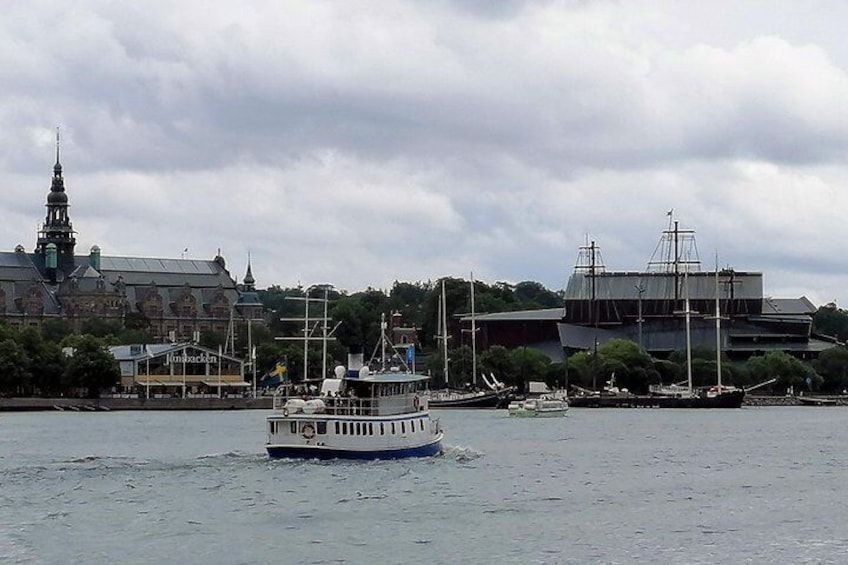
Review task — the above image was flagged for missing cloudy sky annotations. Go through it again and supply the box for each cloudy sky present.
[3,0,848,305]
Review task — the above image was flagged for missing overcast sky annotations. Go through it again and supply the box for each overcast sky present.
[3,1,848,305]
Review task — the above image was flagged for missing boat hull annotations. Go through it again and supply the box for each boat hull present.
[568,390,745,408]
[508,409,568,417]
[429,389,511,409]
[267,436,443,460]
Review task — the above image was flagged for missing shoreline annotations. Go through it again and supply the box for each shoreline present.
[0,396,274,412]
[1,394,846,411]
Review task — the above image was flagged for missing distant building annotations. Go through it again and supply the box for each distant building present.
[465,221,835,362]
[0,135,263,340]
[109,343,250,396]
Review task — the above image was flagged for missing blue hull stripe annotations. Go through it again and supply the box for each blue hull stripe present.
[267,440,442,460]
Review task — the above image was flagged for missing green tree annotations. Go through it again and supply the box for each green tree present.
[449,345,474,386]
[80,318,123,341]
[30,342,66,397]
[331,296,371,352]
[511,347,552,393]
[41,318,74,343]
[813,303,848,342]
[746,351,821,394]
[63,336,121,398]
[813,346,848,393]
[18,327,65,396]
[479,346,516,388]
[595,339,657,393]
[0,339,30,395]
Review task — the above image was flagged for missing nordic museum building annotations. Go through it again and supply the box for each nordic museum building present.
[0,146,263,340]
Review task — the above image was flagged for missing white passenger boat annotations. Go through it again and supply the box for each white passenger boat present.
[507,397,569,417]
[266,365,444,460]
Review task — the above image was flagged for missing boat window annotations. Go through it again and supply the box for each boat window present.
[269,422,275,434]
[317,422,327,435]
[391,422,396,435]
[401,422,406,434]
[356,423,361,435]
[290,422,297,434]
[380,423,385,435]
[335,421,340,435]
[419,419,424,432]
[342,422,348,435]
[369,423,374,435]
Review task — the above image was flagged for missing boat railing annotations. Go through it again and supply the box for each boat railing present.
[272,390,422,416]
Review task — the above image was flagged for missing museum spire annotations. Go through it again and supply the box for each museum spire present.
[37,127,76,272]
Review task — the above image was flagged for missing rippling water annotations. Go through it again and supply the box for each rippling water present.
[2,407,848,564]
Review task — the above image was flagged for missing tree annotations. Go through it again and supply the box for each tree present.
[595,339,657,393]
[41,318,74,343]
[18,327,64,396]
[449,345,474,386]
[30,342,66,397]
[511,347,552,393]
[813,346,848,393]
[63,336,121,398]
[746,351,821,394]
[0,339,30,395]
[513,281,563,309]
[80,318,123,341]
[813,303,848,342]
[479,346,516,388]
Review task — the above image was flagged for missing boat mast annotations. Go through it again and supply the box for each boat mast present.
[590,241,598,391]
[714,259,722,388]
[441,280,449,387]
[470,273,477,389]
[684,270,694,395]
[381,312,388,372]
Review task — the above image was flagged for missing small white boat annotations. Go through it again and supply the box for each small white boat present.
[508,397,569,417]
[266,365,444,460]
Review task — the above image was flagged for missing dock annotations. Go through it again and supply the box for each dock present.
[0,397,274,412]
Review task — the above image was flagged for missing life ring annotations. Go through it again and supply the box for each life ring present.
[413,395,420,409]
[302,424,315,439]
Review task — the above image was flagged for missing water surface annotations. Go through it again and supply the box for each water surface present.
[1,407,847,564]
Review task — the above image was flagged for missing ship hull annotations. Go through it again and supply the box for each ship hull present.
[568,389,745,408]
[429,389,510,408]
[267,436,443,460]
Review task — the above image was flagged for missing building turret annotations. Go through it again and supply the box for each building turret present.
[36,129,76,273]
[89,245,101,271]
[45,243,58,283]
[236,256,263,321]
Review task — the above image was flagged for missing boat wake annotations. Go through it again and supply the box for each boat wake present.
[442,445,484,463]
[195,451,257,461]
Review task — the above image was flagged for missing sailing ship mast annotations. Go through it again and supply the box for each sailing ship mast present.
[715,262,722,389]
[436,280,450,388]
[470,273,477,389]
[683,270,694,396]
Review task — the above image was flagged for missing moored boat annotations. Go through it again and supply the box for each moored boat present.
[429,276,515,409]
[508,396,569,417]
[429,387,511,408]
[265,365,444,460]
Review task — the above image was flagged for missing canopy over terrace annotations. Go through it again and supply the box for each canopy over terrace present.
[110,343,250,395]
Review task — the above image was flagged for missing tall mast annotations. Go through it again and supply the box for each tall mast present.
[380,312,387,372]
[442,280,449,387]
[470,273,477,389]
[715,260,722,388]
[322,286,329,379]
[303,291,310,379]
[684,270,693,395]
[590,241,598,391]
